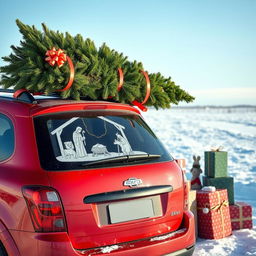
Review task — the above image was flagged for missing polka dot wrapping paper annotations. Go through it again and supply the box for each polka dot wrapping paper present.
[229,202,253,230]
[197,189,232,239]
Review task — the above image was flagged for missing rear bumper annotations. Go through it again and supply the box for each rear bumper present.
[10,211,195,256]
[164,245,195,256]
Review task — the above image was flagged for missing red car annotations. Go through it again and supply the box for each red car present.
[0,90,195,256]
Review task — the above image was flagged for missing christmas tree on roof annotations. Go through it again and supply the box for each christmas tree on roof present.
[0,19,194,110]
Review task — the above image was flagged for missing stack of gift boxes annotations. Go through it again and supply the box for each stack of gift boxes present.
[179,150,253,240]
[202,150,253,234]
[203,151,234,204]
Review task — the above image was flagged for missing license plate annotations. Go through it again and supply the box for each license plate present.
[108,199,154,224]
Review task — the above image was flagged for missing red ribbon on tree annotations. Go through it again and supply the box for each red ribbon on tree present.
[117,68,124,92]
[108,68,124,99]
[45,47,74,92]
[132,70,151,112]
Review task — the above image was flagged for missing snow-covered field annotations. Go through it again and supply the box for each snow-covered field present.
[143,106,256,256]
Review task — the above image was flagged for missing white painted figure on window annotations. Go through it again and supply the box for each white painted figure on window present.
[91,143,110,157]
[63,141,76,159]
[73,126,87,157]
[114,133,132,155]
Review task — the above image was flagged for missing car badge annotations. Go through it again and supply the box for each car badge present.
[123,178,142,188]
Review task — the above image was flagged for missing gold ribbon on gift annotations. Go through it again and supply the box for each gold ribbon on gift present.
[210,199,229,212]
[198,191,229,238]
[198,199,228,213]
[231,204,252,228]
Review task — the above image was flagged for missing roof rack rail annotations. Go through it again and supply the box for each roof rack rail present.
[13,89,37,104]
[0,88,15,93]
[0,89,119,103]
[0,88,37,104]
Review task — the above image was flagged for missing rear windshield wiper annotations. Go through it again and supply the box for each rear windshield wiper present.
[81,154,161,167]
[127,154,161,161]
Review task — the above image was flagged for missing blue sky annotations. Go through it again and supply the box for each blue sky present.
[0,0,255,105]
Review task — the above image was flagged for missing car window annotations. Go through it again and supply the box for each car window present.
[34,111,173,170]
[0,114,15,161]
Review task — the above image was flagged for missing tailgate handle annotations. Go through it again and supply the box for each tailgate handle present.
[84,185,173,204]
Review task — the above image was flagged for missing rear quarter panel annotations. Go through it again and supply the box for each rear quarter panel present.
[0,107,50,232]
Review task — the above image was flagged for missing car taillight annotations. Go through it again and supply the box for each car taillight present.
[183,177,189,211]
[175,159,189,211]
[22,186,67,232]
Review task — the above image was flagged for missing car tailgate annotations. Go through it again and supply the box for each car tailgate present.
[47,161,184,250]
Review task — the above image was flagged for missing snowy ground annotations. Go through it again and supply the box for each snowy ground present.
[142,106,256,256]
[195,229,256,256]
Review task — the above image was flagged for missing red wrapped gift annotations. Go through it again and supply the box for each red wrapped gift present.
[229,202,253,230]
[197,189,232,239]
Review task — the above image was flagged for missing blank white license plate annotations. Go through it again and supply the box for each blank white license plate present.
[108,199,154,224]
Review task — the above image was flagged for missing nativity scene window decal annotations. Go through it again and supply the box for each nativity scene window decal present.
[50,116,145,162]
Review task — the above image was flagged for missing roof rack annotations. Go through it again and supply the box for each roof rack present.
[0,89,15,99]
[0,89,15,93]
[0,88,130,106]
[0,88,37,104]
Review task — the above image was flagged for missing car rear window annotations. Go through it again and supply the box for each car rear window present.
[34,110,173,170]
[0,114,14,161]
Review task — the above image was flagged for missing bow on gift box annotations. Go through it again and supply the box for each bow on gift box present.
[199,200,228,214]
[209,200,229,212]
[210,146,224,152]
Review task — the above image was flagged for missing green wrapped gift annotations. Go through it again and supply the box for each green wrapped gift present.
[204,151,228,177]
[203,176,234,205]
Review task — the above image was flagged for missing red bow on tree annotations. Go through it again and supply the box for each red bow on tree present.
[45,47,67,67]
[45,47,74,92]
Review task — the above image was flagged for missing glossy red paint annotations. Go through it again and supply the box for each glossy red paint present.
[0,221,20,256]
[47,161,184,249]
[30,100,141,117]
[0,94,195,256]
[9,211,194,256]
